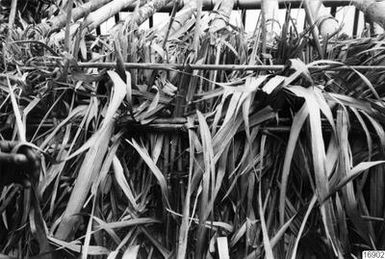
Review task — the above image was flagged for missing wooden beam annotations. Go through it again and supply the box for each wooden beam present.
[123,0,352,12]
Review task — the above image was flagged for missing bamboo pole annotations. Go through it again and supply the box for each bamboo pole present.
[306,0,340,38]
[261,0,280,47]
[30,61,385,72]
[209,0,235,33]
[124,0,174,26]
[50,0,138,42]
[36,0,112,36]
[352,0,385,29]
[82,0,136,31]
[159,0,197,36]
[51,0,173,42]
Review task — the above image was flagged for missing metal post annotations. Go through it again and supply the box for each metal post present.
[353,8,360,37]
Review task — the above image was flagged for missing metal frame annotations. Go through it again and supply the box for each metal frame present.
[118,0,361,37]
[124,0,353,12]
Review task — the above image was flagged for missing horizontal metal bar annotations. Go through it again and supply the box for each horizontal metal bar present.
[70,62,385,72]
[29,61,385,72]
[123,0,353,12]
[75,62,284,71]
[118,116,348,134]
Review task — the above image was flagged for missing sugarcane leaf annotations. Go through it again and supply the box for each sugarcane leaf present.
[351,107,372,160]
[290,195,317,259]
[127,139,170,208]
[107,234,131,259]
[270,216,295,248]
[196,110,215,250]
[334,161,385,192]
[351,68,380,100]
[285,59,312,86]
[40,105,88,150]
[217,237,230,259]
[279,103,308,224]
[96,218,159,230]
[122,245,140,259]
[105,70,128,127]
[48,237,110,255]
[262,75,285,94]
[112,156,138,210]
[361,111,385,149]
[259,181,274,259]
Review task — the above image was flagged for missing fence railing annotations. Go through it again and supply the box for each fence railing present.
[123,0,353,12]
[104,0,362,37]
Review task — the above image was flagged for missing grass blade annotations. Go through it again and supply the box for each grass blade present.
[279,103,308,225]
[127,139,170,208]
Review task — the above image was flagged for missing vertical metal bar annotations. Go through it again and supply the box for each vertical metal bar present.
[149,16,154,28]
[352,8,360,37]
[261,0,267,56]
[330,6,337,17]
[241,9,246,27]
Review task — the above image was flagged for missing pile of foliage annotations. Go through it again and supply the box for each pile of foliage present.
[1,0,385,258]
